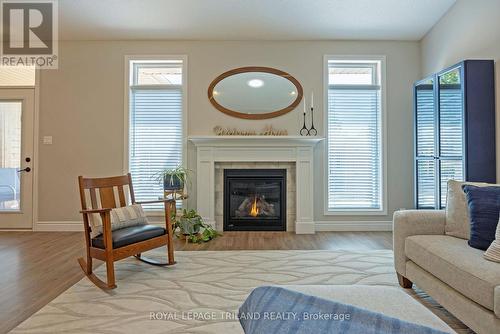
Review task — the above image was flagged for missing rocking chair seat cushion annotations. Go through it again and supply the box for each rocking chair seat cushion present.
[91,224,166,249]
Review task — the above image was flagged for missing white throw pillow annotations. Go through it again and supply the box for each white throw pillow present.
[89,204,148,238]
[484,216,500,263]
[445,180,493,239]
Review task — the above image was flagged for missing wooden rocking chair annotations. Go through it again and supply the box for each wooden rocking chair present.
[77,173,175,289]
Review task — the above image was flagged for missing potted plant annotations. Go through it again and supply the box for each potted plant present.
[156,165,191,192]
[172,209,221,243]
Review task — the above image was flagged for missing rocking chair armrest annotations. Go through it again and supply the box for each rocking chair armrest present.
[80,208,113,214]
[135,199,175,205]
[79,208,113,249]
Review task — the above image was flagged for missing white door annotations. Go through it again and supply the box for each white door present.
[0,89,34,229]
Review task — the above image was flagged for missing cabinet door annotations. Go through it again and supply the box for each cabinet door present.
[415,78,437,208]
[438,67,464,208]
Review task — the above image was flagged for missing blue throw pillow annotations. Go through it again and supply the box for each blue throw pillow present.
[462,185,500,250]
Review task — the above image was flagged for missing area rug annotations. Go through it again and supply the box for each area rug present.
[12,250,470,333]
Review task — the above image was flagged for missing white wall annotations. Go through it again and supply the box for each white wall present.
[38,40,420,224]
[421,0,500,178]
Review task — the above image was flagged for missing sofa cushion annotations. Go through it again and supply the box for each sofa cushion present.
[462,185,500,250]
[405,235,500,313]
[485,217,500,263]
[445,180,489,239]
[92,224,166,249]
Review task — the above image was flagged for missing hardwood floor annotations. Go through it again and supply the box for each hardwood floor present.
[0,231,392,333]
[173,231,392,251]
[0,232,86,334]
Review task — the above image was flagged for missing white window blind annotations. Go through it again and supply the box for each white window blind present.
[327,60,383,211]
[129,60,184,210]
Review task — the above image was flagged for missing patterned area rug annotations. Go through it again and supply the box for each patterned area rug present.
[12,250,470,333]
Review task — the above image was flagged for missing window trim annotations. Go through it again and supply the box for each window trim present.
[123,55,188,216]
[323,55,387,215]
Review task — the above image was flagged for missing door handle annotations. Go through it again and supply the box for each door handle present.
[17,167,31,173]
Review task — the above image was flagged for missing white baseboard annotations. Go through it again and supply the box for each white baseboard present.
[34,221,83,232]
[0,228,33,232]
[315,221,392,232]
[295,221,315,234]
[33,220,392,232]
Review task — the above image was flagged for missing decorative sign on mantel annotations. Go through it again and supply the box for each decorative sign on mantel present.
[213,125,288,136]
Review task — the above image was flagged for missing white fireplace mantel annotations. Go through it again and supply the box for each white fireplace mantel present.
[189,136,323,234]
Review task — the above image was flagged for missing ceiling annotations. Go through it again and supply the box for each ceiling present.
[58,0,456,41]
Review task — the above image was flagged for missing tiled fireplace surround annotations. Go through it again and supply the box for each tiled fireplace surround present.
[189,136,323,234]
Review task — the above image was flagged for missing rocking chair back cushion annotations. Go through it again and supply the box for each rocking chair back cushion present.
[89,204,148,238]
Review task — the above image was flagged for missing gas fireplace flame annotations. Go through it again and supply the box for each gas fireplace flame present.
[249,196,259,217]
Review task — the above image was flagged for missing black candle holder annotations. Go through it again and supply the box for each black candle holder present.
[300,112,308,136]
[309,107,317,136]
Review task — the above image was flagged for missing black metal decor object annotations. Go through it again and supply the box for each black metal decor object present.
[308,107,317,136]
[300,110,309,136]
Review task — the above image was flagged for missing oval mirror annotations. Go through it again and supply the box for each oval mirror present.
[208,67,303,119]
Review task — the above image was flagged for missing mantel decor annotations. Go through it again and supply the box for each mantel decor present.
[208,66,303,120]
[300,92,317,136]
[308,106,317,136]
[213,125,288,136]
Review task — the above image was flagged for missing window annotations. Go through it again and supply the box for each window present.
[326,57,385,212]
[127,58,185,210]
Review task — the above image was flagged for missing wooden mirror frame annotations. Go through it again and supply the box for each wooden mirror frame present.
[208,66,303,120]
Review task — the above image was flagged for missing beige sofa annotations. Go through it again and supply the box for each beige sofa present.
[393,210,500,334]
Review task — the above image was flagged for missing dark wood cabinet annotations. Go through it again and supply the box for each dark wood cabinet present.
[414,60,496,209]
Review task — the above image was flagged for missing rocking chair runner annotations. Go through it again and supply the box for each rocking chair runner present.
[77,173,175,289]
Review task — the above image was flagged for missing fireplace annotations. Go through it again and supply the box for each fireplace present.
[224,169,286,231]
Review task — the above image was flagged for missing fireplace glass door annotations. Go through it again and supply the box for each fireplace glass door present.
[224,169,286,231]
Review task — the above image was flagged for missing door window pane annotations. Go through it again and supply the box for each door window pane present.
[417,160,435,208]
[0,102,22,211]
